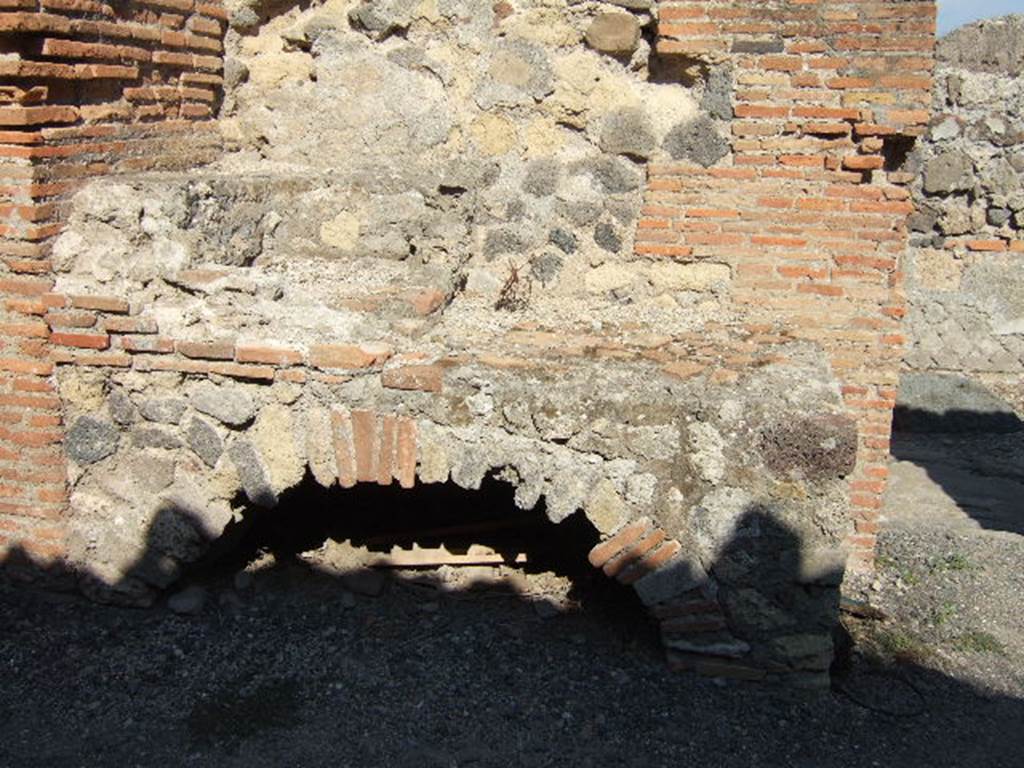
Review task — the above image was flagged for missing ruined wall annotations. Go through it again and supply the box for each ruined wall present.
[0,0,225,563]
[0,0,937,685]
[901,15,1024,426]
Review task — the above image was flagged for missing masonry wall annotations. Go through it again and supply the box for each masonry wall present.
[0,0,937,684]
[0,0,225,563]
[646,0,935,568]
[901,15,1024,427]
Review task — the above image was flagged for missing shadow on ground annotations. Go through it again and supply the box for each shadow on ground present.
[890,383,1024,536]
[0,475,1022,766]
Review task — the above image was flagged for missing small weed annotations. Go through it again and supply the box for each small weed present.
[930,602,957,627]
[873,629,933,664]
[900,567,921,587]
[494,260,532,311]
[875,553,898,571]
[953,631,1006,655]
[929,552,973,574]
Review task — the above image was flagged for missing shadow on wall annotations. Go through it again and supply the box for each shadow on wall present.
[2,473,844,687]
[891,373,1024,536]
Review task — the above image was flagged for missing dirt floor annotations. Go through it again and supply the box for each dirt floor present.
[1,431,1022,767]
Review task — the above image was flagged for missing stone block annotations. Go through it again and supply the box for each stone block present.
[599,107,656,159]
[228,438,277,508]
[191,382,256,427]
[66,416,119,465]
[140,398,188,425]
[305,407,338,488]
[664,116,729,168]
[584,12,640,55]
[186,417,223,468]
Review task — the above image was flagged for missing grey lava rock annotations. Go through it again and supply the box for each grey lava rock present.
[187,417,224,468]
[987,207,1012,226]
[349,0,418,40]
[664,116,730,168]
[594,222,623,253]
[922,151,974,195]
[634,557,706,607]
[530,252,564,284]
[107,389,137,426]
[548,227,577,254]
[233,571,254,591]
[223,57,249,90]
[575,157,643,194]
[167,586,207,616]
[66,416,120,465]
[192,382,256,427]
[937,14,1024,76]
[701,65,734,121]
[522,159,561,197]
[131,427,183,451]
[759,415,858,480]
[484,228,530,260]
[600,108,656,159]
[228,438,277,508]
[475,38,554,109]
[140,398,188,425]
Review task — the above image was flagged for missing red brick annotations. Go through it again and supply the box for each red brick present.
[0,105,78,127]
[661,614,729,636]
[103,316,158,334]
[195,2,228,20]
[331,409,357,489]
[0,277,54,296]
[376,414,396,487]
[120,336,175,354]
[69,295,129,313]
[0,322,49,338]
[351,410,377,484]
[0,394,60,410]
[235,345,302,366]
[45,310,97,329]
[381,364,444,393]
[310,344,391,371]
[628,539,682,578]
[207,362,275,382]
[650,597,722,620]
[604,528,667,579]
[667,653,766,681]
[395,417,416,489]
[965,239,1007,252]
[843,155,885,170]
[177,340,234,360]
[0,426,63,447]
[0,358,52,376]
[797,283,844,297]
[588,518,651,568]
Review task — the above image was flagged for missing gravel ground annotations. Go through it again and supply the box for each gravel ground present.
[1,432,1022,768]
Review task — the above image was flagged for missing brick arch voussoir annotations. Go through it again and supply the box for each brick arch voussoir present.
[236,403,743,669]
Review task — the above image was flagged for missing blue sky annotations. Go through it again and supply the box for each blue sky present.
[939,0,1024,34]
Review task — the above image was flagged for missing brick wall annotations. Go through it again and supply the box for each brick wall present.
[649,0,935,569]
[0,0,224,564]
